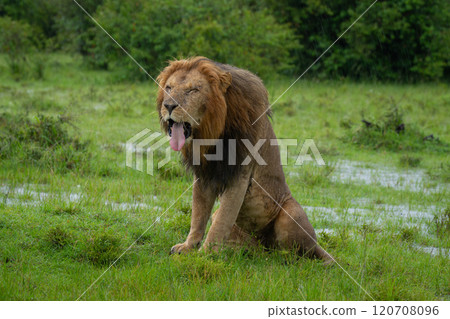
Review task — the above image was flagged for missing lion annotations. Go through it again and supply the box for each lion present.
[157,57,333,264]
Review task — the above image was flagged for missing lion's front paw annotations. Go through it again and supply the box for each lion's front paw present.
[170,242,196,255]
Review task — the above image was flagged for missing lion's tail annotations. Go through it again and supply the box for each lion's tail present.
[314,244,335,266]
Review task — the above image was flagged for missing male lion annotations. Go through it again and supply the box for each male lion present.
[157,57,332,264]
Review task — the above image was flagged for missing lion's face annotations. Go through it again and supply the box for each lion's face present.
[159,69,211,151]
[157,58,231,152]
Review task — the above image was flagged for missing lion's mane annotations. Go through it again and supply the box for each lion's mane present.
[157,57,270,193]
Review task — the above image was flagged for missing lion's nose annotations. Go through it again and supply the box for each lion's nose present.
[164,102,178,114]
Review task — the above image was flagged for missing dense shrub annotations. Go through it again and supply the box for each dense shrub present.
[0,0,104,52]
[0,0,57,39]
[0,17,36,79]
[345,105,448,152]
[343,0,449,80]
[265,0,450,81]
[51,0,105,53]
[0,113,91,173]
[87,0,299,80]
[1,0,448,81]
[0,15,50,79]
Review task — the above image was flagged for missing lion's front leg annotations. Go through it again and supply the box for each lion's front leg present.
[202,172,250,252]
[170,178,215,254]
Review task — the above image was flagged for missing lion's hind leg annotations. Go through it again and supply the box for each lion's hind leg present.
[228,224,260,248]
[211,209,259,248]
[271,199,334,265]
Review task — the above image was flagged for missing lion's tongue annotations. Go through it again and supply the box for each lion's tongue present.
[170,122,185,151]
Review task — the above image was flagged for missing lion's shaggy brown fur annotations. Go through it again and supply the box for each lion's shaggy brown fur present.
[156,57,332,264]
[157,57,270,193]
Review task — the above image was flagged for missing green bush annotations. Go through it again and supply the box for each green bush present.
[342,0,450,80]
[0,15,50,79]
[51,0,105,53]
[0,0,57,39]
[2,0,448,81]
[345,105,448,152]
[265,0,450,81]
[0,113,91,173]
[0,16,35,79]
[88,0,299,80]
[0,0,105,52]
[398,155,421,168]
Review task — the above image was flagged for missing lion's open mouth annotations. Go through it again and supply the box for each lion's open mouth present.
[168,119,192,151]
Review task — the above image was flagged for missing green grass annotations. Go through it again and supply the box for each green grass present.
[0,54,449,300]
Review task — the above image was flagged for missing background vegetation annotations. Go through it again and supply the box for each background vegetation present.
[0,0,449,81]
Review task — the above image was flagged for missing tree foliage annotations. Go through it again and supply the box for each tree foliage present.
[265,0,450,80]
[0,0,448,81]
[87,0,299,80]
[0,16,36,79]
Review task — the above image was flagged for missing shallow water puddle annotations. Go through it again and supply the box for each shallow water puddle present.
[103,200,162,212]
[305,203,444,245]
[308,204,449,258]
[314,228,335,235]
[377,204,436,219]
[305,204,438,226]
[331,160,443,192]
[2,184,446,258]
[411,244,450,258]
[0,185,54,201]
[0,184,160,212]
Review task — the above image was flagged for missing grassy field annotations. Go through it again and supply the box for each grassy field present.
[0,54,449,301]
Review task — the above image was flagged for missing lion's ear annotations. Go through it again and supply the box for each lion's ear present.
[219,72,232,93]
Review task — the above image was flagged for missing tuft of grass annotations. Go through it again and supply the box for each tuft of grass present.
[345,104,447,153]
[81,233,122,266]
[171,254,230,283]
[0,113,91,173]
[164,213,191,235]
[46,227,71,249]
[273,99,297,116]
[359,223,382,235]
[95,166,118,178]
[6,56,28,81]
[43,205,81,216]
[317,231,340,249]
[293,163,335,187]
[399,154,421,168]
[132,231,152,246]
[427,162,450,183]
[398,226,418,242]
[339,116,353,129]
[156,159,186,180]
[434,207,450,238]
[21,94,63,112]
[178,203,192,215]
[32,54,47,80]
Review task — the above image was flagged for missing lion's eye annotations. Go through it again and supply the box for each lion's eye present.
[165,85,171,91]
[186,88,199,94]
